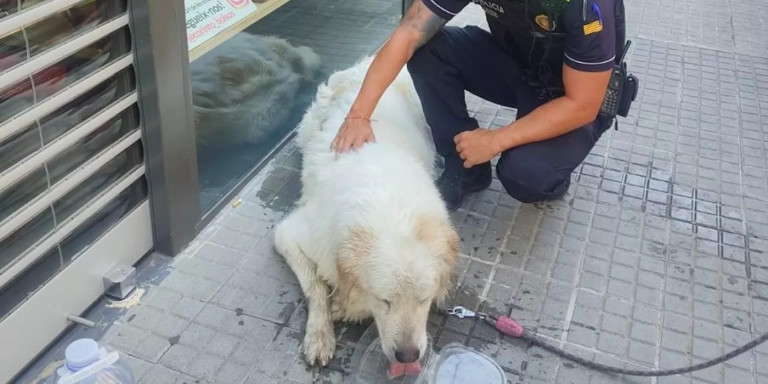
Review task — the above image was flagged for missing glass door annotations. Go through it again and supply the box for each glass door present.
[183,0,402,214]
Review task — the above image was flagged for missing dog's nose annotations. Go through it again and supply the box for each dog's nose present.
[394,348,420,363]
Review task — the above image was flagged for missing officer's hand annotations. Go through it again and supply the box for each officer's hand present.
[331,117,375,153]
[454,128,502,168]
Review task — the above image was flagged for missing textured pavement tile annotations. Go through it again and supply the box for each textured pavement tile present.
[138,364,200,384]
[212,270,302,324]
[208,227,265,254]
[120,353,154,382]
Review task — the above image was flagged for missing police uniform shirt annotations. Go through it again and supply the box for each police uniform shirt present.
[421,0,623,90]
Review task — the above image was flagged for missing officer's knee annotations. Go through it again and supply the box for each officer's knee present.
[496,155,566,203]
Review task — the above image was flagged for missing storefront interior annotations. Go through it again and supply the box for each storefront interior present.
[188,0,401,213]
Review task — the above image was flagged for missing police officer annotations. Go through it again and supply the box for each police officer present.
[331,0,626,211]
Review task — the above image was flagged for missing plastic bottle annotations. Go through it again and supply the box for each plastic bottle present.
[48,338,135,384]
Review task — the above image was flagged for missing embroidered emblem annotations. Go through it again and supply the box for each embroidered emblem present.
[535,14,555,31]
[583,20,603,35]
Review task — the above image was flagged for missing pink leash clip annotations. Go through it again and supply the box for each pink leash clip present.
[494,316,524,338]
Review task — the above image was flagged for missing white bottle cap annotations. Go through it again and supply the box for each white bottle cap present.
[65,339,100,371]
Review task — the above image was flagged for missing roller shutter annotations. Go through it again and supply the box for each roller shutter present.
[0,1,153,381]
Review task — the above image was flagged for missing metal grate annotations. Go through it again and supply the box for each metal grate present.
[0,0,150,381]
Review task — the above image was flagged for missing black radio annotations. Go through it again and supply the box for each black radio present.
[600,66,624,117]
[599,40,638,129]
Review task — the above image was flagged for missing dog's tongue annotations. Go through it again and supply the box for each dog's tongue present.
[387,362,422,379]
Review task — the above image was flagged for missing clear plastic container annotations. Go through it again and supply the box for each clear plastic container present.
[421,344,506,384]
[353,325,505,384]
[354,325,434,384]
[48,338,135,384]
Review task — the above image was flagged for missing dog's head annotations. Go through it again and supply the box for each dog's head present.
[336,215,458,364]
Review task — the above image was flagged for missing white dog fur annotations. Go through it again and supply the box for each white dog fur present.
[274,57,459,366]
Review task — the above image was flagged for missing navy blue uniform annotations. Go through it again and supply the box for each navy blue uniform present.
[408,0,625,203]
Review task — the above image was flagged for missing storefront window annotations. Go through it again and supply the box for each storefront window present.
[185,0,400,213]
[0,0,141,317]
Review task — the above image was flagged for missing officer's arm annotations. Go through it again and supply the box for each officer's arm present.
[493,0,616,151]
[493,67,611,150]
[562,65,612,124]
[346,2,447,119]
[400,2,449,54]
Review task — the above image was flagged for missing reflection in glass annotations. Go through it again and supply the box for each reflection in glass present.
[0,31,131,128]
[0,71,134,224]
[60,177,147,262]
[190,0,399,213]
[191,32,320,211]
[32,29,130,102]
[40,71,128,145]
[20,0,55,8]
[47,106,138,186]
[25,0,125,57]
[0,167,48,223]
[54,140,142,222]
[192,34,320,152]
[0,1,19,20]
[0,78,34,123]
[0,30,27,72]
[0,208,55,272]
[0,124,41,174]
[0,248,60,321]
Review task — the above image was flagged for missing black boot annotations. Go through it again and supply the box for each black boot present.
[437,158,492,211]
[437,170,464,211]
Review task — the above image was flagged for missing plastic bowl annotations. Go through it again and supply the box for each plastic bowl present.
[352,324,505,384]
[353,325,433,384]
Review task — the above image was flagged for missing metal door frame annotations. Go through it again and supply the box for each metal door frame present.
[129,0,200,256]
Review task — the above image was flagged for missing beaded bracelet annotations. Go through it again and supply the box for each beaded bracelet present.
[345,115,374,122]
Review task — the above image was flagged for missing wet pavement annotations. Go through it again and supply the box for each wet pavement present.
[16,2,768,384]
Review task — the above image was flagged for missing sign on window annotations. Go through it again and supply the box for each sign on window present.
[184,0,259,51]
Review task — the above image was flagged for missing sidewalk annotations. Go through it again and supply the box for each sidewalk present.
[18,2,768,384]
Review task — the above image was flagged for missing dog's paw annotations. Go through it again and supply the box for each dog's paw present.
[303,326,336,366]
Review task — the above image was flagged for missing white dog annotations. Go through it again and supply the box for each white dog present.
[274,57,458,368]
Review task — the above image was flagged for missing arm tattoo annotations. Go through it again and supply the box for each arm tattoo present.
[401,2,447,52]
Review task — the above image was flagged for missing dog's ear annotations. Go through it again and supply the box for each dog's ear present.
[415,216,459,304]
[336,226,374,305]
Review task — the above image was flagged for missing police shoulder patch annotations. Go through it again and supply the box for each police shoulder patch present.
[535,14,556,31]
[583,20,603,35]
